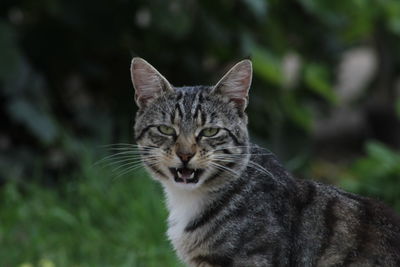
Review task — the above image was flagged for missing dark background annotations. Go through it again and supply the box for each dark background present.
[1,0,400,266]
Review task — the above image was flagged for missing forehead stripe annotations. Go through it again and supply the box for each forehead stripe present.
[201,110,207,126]
[176,91,183,101]
[178,94,186,119]
[174,103,183,118]
[223,127,242,145]
[191,93,200,115]
[198,93,204,104]
[193,103,200,120]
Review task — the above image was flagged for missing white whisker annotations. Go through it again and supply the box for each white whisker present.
[111,156,159,172]
[209,161,240,177]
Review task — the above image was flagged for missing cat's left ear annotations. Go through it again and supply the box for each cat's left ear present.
[130,57,174,109]
[212,59,252,110]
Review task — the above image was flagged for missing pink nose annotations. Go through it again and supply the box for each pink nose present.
[177,152,194,163]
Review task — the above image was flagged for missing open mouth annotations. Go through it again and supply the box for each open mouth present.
[169,167,204,184]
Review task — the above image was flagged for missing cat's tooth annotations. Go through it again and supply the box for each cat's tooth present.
[190,172,195,179]
[177,171,182,178]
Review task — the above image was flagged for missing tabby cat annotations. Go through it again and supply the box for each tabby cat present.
[130,57,400,267]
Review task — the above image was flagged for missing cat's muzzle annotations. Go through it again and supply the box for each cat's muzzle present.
[169,167,204,184]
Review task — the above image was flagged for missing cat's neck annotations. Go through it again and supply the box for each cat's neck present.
[162,182,214,225]
[162,182,216,250]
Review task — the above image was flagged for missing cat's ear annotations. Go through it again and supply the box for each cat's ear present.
[130,57,174,109]
[212,59,252,110]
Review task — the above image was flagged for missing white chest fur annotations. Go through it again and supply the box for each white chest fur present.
[162,183,210,262]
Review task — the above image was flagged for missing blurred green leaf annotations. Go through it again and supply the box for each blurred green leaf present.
[252,48,283,86]
[50,207,77,226]
[341,141,400,211]
[365,141,400,168]
[282,93,313,131]
[382,0,400,35]
[304,63,337,104]
[298,0,376,41]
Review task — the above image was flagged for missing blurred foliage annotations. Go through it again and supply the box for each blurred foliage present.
[1,0,400,266]
[0,151,181,266]
[341,141,400,211]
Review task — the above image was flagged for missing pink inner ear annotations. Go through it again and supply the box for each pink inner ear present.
[231,97,245,103]
[136,94,154,104]
[131,58,173,108]
[231,76,251,98]
[132,65,160,96]
[213,60,252,103]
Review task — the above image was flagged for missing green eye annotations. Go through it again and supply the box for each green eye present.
[158,125,176,136]
[201,127,219,137]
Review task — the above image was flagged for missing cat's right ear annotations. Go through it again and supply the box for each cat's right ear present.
[212,59,252,111]
[130,58,174,109]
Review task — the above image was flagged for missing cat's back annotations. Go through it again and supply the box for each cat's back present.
[292,178,400,266]
[255,144,400,266]
[257,145,400,266]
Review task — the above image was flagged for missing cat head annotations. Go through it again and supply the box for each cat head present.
[131,58,252,190]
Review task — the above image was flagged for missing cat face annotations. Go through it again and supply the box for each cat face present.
[131,58,252,190]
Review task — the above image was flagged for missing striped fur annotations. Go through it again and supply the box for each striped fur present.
[131,58,400,266]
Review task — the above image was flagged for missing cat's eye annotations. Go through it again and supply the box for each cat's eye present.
[201,127,220,137]
[158,125,176,136]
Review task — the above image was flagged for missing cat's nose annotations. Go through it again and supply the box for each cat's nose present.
[175,141,197,164]
[177,151,195,164]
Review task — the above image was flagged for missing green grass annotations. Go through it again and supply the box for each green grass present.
[0,152,182,267]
